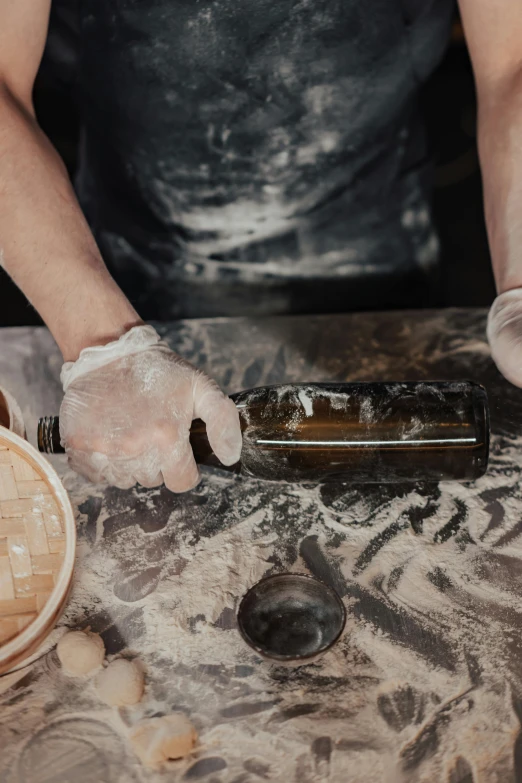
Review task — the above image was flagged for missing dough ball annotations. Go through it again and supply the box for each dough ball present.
[57,630,105,676]
[129,714,197,768]
[95,658,144,707]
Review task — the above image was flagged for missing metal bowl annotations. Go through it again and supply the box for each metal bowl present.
[237,573,346,664]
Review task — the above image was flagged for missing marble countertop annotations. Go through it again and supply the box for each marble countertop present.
[1,309,522,783]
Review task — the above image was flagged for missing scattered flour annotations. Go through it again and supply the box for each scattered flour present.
[157,510,272,626]
[4,415,522,780]
[298,388,314,417]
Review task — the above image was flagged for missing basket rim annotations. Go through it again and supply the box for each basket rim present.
[0,426,76,668]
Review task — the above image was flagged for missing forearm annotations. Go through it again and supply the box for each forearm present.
[477,68,522,294]
[0,82,141,361]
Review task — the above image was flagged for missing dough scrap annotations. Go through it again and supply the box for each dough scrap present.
[129,714,197,768]
[57,630,105,676]
[95,658,144,706]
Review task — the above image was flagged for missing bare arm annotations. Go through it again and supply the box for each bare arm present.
[0,0,242,492]
[458,0,522,294]
[0,0,141,360]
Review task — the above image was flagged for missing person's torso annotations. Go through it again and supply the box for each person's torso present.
[48,0,454,317]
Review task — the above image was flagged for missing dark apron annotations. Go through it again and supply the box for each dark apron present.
[47,0,454,318]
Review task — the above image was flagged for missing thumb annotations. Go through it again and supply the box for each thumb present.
[488,289,522,387]
[193,373,242,466]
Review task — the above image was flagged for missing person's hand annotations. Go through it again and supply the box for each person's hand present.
[487,289,522,387]
[59,325,242,491]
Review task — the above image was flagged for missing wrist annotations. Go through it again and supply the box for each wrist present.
[57,310,144,363]
[50,266,144,362]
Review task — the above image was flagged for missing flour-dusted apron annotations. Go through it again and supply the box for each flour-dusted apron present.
[51,0,454,318]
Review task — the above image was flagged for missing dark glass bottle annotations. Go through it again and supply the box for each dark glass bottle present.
[38,381,489,483]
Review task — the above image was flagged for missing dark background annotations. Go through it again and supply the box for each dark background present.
[0,15,496,327]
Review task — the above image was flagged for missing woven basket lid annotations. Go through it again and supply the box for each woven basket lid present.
[0,426,75,673]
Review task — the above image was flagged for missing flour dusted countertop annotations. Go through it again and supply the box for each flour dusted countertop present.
[1,309,522,782]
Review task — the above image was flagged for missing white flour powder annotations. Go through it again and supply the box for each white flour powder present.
[2,424,522,781]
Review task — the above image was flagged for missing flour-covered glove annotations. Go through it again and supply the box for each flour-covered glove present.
[59,325,242,491]
[487,289,522,387]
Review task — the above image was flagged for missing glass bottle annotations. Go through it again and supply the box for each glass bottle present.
[37,381,489,483]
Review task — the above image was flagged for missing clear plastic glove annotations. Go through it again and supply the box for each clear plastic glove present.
[487,288,522,387]
[59,325,242,491]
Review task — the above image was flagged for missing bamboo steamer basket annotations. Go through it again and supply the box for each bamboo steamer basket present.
[0,391,75,674]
